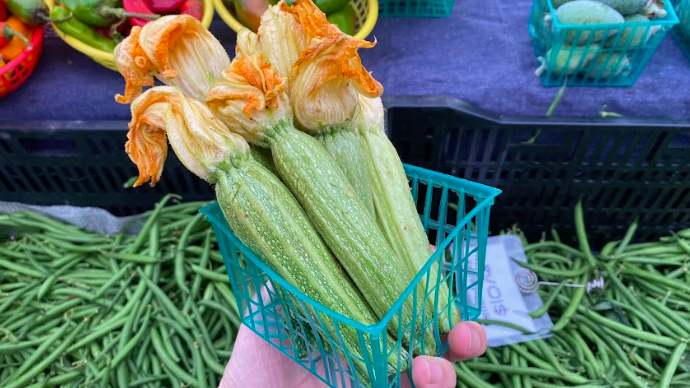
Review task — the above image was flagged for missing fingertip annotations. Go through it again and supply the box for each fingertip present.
[411,356,455,388]
[447,321,487,361]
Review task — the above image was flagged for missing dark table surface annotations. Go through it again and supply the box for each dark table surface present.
[2,0,690,122]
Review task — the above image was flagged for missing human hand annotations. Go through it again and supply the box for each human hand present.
[217,321,487,388]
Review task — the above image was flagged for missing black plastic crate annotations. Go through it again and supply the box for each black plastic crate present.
[386,96,690,246]
[2,97,689,246]
[0,121,215,216]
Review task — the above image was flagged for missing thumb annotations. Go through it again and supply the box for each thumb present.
[410,356,456,388]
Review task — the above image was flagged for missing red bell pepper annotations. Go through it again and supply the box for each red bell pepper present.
[180,0,203,20]
[123,0,159,27]
[148,0,187,13]
[0,1,7,23]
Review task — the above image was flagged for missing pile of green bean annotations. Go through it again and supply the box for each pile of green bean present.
[0,195,241,388]
[456,201,690,388]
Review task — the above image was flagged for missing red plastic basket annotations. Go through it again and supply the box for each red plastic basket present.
[0,25,45,98]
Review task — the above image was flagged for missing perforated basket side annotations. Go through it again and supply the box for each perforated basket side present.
[200,165,499,388]
[378,0,454,18]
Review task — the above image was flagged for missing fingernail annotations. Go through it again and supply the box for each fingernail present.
[424,360,443,383]
[466,322,481,353]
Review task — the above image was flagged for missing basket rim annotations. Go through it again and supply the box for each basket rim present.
[199,163,500,333]
[213,0,379,40]
[544,0,680,27]
[44,0,215,66]
[0,25,45,77]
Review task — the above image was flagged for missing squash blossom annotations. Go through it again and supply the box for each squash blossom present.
[125,86,246,186]
[114,15,230,104]
[257,2,307,80]
[206,52,290,148]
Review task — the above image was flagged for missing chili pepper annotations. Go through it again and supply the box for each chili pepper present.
[326,3,355,36]
[123,0,159,27]
[5,0,53,26]
[180,0,203,20]
[313,0,349,14]
[0,1,7,22]
[149,0,186,13]
[51,6,117,52]
[0,21,32,49]
[95,19,130,43]
[63,0,160,27]
[0,16,33,61]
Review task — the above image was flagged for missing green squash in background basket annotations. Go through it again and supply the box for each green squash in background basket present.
[585,52,631,78]
[604,14,661,48]
[553,0,625,44]
[591,0,648,15]
[535,43,600,76]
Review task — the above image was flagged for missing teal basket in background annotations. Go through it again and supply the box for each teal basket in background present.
[200,164,500,388]
[378,0,454,17]
[529,0,678,87]
[671,0,690,61]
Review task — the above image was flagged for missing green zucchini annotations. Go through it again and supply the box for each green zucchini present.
[356,96,460,334]
[249,145,278,175]
[215,154,403,382]
[315,127,376,219]
[265,120,437,356]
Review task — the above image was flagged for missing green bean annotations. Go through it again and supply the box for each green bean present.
[517,261,591,278]
[484,347,512,388]
[213,282,240,318]
[175,214,204,296]
[641,298,689,338]
[8,319,72,376]
[659,342,688,388]
[22,371,82,388]
[134,329,153,368]
[570,331,600,379]
[463,361,585,381]
[509,351,522,388]
[528,251,573,264]
[160,325,182,363]
[574,200,597,267]
[0,282,35,315]
[629,352,660,378]
[576,318,631,369]
[644,297,690,335]
[4,319,86,388]
[66,315,128,353]
[128,194,179,254]
[109,252,159,264]
[191,264,227,283]
[0,337,43,355]
[0,257,45,278]
[150,326,198,387]
[136,268,192,329]
[529,283,565,318]
[454,363,495,388]
[551,274,588,332]
[614,359,648,388]
[524,241,586,259]
[127,375,168,387]
[578,306,678,347]
[110,310,152,374]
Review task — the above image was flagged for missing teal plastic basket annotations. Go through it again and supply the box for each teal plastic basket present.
[529,0,678,87]
[378,0,454,17]
[200,164,500,388]
[671,0,690,61]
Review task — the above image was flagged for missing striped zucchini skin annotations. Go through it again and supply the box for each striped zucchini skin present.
[269,122,437,356]
[361,129,461,334]
[249,145,278,175]
[316,129,376,219]
[214,157,401,381]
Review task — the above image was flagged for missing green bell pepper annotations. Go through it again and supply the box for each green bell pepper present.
[327,3,356,36]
